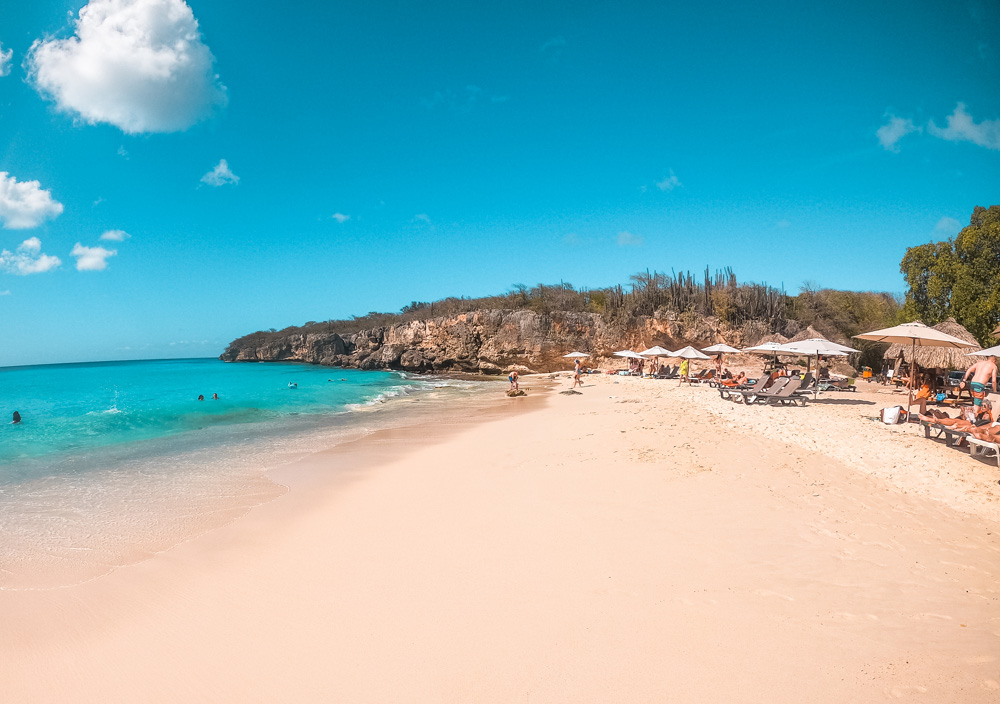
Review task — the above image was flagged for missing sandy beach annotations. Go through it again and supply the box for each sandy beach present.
[2,374,998,702]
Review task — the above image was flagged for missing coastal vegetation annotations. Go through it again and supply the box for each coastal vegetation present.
[900,205,1000,345]
[228,205,998,373]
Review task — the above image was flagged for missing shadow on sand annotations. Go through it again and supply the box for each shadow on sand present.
[809,397,876,406]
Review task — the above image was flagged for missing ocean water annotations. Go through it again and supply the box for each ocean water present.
[0,358,491,589]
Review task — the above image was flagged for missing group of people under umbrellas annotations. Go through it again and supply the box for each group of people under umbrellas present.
[563,320,997,405]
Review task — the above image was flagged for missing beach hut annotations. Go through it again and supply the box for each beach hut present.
[881,318,981,371]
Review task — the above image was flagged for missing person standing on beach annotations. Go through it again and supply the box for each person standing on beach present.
[573,359,582,388]
[509,370,519,391]
[963,355,998,407]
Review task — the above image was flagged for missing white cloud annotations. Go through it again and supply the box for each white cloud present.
[71,243,117,271]
[0,172,64,229]
[876,115,920,152]
[117,145,129,159]
[26,0,227,134]
[201,159,239,186]
[928,103,1000,151]
[100,229,131,241]
[0,237,62,274]
[0,42,12,77]
[413,213,431,224]
[0,289,10,296]
[331,213,350,223]
[656,169,682,192]
[617,230,643,247]
[933,216,962,237]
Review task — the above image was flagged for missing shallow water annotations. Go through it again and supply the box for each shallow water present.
[0,358,495,589]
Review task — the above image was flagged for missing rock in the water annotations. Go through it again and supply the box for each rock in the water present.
[559,390,582,395]
[506,389,527,397]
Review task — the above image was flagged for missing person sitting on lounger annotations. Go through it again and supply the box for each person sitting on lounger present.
[720,372,748,387]
[908,381,934,415]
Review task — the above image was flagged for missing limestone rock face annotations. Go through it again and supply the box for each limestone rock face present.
[219,309,762,374]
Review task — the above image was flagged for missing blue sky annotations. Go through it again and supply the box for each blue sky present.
[0,0,998,366]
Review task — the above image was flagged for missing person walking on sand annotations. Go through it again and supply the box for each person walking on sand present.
[573,359,582,388]
[508,370,519,391]
[963,355,998,408]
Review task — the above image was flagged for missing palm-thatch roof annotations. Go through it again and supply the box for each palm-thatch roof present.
[786,325,828,343]
[883,318,982,369]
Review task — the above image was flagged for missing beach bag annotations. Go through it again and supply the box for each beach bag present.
[880,406,906,424]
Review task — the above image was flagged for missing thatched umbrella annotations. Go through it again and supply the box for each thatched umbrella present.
[881,318,981,371]
[785,325,827,344]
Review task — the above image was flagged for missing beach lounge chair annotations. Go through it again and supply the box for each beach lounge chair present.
[967,438,1000,467]
[735,376,788,404]
[719,375,765,401]
[761,376,807,406]
[919,420,971,447]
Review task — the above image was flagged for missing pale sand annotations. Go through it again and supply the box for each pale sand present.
[2,375,999,702]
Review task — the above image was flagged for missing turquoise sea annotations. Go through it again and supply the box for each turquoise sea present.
[0,358,489,588]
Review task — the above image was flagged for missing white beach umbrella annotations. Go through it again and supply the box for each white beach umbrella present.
[742,341,787,353]
[854,321,977,407]
[562,351,591,358]
[777,338,858,398]
[613,350,646,360]
[639,346,673,357]
[701,343,741,376]
[671,345,710,383]
[701,343,741,354]
[968,344,1000,357]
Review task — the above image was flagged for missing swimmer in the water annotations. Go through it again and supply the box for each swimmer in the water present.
[12,411,21,424]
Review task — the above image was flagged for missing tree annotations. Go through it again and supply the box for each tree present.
[900,205,1000,344]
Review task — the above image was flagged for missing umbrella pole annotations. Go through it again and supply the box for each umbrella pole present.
[907,339,915,413]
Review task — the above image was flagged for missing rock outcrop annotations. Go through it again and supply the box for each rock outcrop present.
[219,309,773,374]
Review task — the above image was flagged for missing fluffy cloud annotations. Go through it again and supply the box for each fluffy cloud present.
[0,172,64,229]
[0,237,62,274]
[617,230,643,247]
[27,0,227,134]
[100,229,131,241]
[201,159,239,186]
[876,115,921,152]
[331,213,350,223]
[0,42,12,77]
[71,243,117,271]
[928,103,1000,151]
[656,169,682,192]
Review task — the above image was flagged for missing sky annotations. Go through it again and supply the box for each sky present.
[0,0,998,367]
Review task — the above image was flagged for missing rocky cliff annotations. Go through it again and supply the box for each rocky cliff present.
[220,309,767,374]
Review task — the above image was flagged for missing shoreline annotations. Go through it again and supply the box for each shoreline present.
[0,371,519,591]
[3,374,997,702]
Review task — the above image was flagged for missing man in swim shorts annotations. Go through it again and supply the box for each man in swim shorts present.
[963,355,998,407]
[508,370,519,391]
